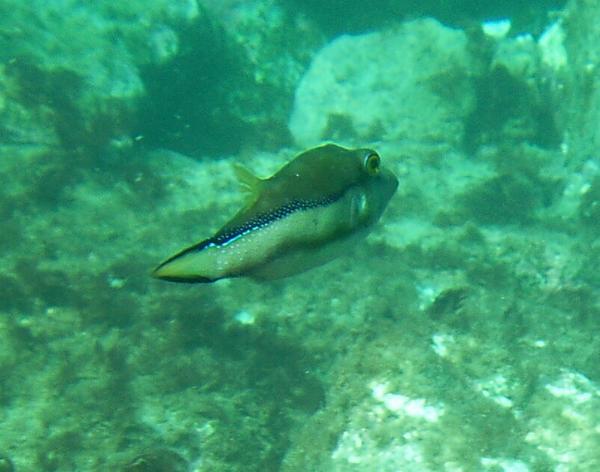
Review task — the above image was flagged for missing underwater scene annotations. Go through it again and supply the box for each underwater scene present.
[2,0,600,470]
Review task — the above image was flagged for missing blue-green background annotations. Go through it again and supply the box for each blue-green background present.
[2,0,600,470]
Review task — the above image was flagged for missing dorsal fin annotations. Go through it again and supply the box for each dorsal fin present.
[233,163,265,209]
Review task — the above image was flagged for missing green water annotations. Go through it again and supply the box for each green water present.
[2,0,600,470]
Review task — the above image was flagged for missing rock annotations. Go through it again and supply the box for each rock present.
[289,18,476,148]
[0,454,14,472]
[551,0,600,165]
[0,0,199,154]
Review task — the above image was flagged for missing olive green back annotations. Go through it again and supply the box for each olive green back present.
[218,144,375,235]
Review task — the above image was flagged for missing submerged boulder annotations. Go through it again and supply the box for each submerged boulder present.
[289,18,477,148]
[0,0,199,154]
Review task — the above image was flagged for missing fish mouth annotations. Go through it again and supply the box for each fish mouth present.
[375,168,399,209]
[381,168,399,197]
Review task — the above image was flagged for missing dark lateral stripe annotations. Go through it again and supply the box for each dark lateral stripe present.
[152,194,339,276]
[153,273,216,284]
[153,190,348,280]
[210,193,343,247]
[153,240,210,273]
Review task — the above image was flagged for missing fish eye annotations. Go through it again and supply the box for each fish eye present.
[364,151,380,176]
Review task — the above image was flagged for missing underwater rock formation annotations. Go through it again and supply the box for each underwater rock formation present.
[289,18,476,148]
[3,0,600,471]
[0,0,198,154]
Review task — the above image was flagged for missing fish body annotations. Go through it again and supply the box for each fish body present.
[153,144,397,283]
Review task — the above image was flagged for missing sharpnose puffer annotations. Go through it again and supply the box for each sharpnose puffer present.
[153,144,398,283]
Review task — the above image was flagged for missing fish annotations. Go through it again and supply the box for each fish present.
[152,144,398,283]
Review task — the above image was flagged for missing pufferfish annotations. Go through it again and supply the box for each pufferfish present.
[152,144,398,283]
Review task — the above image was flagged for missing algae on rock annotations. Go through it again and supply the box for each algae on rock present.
[290,18,477,149]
